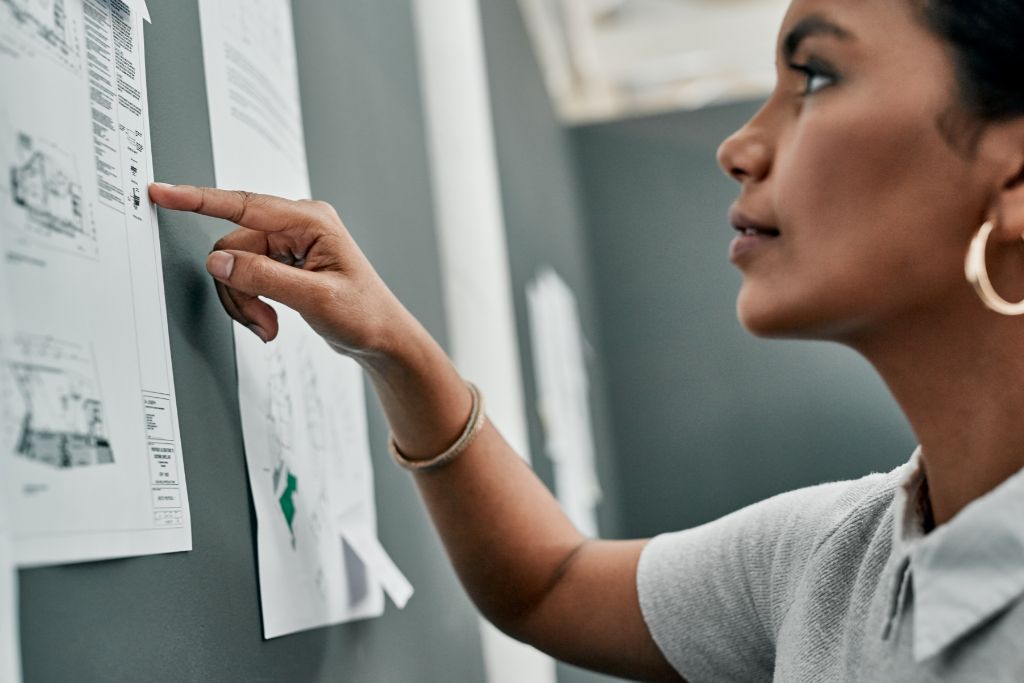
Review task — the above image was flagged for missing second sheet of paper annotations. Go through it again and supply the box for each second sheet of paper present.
[196,0,411,639]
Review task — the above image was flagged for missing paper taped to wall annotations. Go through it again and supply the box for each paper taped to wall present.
[197,0,411,638]
[0,255,19,683]
[0,520,17,683]
[340,521,414,609]
[526,268,602,537]
[0,0,191,566]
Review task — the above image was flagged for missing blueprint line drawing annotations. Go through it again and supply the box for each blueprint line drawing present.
[5,130,98,258]
[220,0,287,67]
[7,334,113,470]
[200,0,406,635]
[0,0,81,71]
[264,341,335,566]
[1,0,191,567]
[266,349,298,547]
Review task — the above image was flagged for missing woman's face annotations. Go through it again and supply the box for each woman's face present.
[718,0,999,342]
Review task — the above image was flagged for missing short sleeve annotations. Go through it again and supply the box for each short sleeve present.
[637,473,893,682]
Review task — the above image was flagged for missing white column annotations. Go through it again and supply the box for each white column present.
[410,1,557,682]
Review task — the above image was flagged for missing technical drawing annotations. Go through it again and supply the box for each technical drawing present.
[5,132,98,258]
[1,0,81,71]
[11,133,82,237]
[263,339,335,573]
[221,0,288,67]
[300,350,330,461]
[6,335,113,469]
[266,348,298,547]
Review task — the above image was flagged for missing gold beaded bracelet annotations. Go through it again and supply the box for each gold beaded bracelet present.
[388,382,486,472]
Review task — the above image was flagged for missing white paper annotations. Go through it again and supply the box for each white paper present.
[526,269,602,537]
[198,0,409,638]
[0,517,17,683]
[0,254,20,683]
[0,457,17,683]
[234,306,385,637]
[0,0,191,567]
[339,520,413,609]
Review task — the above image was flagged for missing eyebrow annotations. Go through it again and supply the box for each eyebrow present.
[781,15,855,62]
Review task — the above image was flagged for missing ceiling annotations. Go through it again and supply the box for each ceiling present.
[517,0,789,125]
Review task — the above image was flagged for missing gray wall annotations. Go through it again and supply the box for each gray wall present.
[477,1,623,539]
[477,1,628,682]
[18,2,489,681]
[571,104,917,539]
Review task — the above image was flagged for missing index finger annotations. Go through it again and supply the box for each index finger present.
[149,183,320,233]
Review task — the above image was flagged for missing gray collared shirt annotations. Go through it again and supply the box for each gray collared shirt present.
[637,448,1024,681]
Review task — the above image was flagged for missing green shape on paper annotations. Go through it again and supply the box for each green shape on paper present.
[279,471,298,538]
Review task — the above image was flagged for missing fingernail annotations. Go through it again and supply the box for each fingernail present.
[248,324,268,343]
[207,251,234,280]
[152,181,175,188]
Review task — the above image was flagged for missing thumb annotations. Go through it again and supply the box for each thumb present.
[207,250,328,313]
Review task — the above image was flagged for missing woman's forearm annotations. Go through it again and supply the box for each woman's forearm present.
[361,314,586,636]
[146,184,673,679]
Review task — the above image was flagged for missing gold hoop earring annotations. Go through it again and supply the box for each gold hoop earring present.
[965,220,1024,316]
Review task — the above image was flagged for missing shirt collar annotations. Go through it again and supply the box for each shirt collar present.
[890,446,1024,662]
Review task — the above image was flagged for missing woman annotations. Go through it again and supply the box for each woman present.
[150,0,1024,680]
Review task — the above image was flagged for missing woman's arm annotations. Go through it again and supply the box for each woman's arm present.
[150,183,681,682]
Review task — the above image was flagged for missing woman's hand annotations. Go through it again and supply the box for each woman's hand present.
[149,182,678,682]
[149,183,407,359]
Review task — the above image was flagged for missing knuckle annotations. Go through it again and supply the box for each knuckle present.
[230,190,255,224]
[309,199,340,223]
[196,186,209,213]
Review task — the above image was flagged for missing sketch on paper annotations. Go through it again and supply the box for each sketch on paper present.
[0,0,192,566]
[6,335,113,470]
[1,0,81,70]
[5,131,97,257]
[266,349,297,544]
[265,343,335,559]
[220,0,287,63]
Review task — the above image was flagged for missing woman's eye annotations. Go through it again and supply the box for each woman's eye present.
[804,72,832,94]
[788,62,836,96]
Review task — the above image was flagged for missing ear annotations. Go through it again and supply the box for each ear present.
[987,121,1024,243]
[992,165,1024,241]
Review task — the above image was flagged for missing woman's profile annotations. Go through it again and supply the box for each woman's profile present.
[150,0,1024,680]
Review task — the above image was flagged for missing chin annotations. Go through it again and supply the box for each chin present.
[736,299,793,339]
[735,285,834,341]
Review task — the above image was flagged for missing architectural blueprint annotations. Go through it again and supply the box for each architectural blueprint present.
[0,296,21,683]
[0,0,190,566]
[198,0,410,638]
[236,306,392,637]
[8,335,113,470]
[0,507,18,683]
[7,131,97,258]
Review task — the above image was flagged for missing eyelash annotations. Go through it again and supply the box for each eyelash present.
[787,60,837,96]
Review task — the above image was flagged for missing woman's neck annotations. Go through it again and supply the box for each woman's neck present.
[852,305,1024,526]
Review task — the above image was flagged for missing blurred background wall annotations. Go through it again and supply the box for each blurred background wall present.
[571,107,915,537]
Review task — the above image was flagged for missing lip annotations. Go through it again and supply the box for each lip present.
[728,208,780,263]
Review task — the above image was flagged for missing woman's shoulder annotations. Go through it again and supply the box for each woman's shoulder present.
[712,458,907,552]
[640,457,911,620]
[772,460,908,551]
[636,459,910,681]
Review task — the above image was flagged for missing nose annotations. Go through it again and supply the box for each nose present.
[716,125,772,184]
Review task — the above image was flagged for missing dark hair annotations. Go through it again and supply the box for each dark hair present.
[914,0,1024,151]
